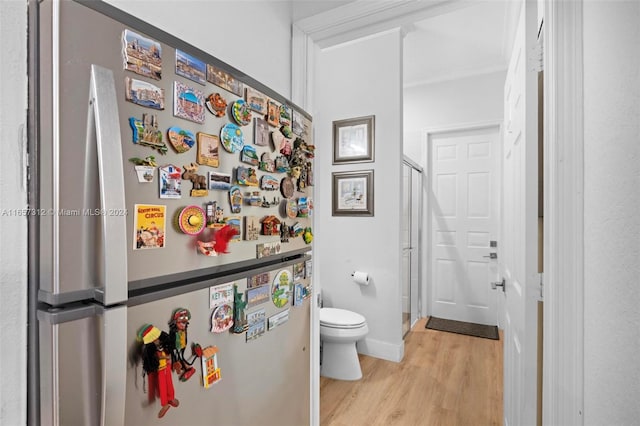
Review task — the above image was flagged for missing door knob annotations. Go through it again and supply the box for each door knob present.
[491,279,505,292]
[483,253,498,259]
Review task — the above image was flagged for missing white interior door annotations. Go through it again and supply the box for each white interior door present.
[502,1,539,425]
[429,125,500,325]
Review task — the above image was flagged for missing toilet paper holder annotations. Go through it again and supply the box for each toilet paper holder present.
[351,271,370,285]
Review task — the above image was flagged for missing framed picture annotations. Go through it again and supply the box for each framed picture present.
[332,115,375,164]
[332,170,374,216]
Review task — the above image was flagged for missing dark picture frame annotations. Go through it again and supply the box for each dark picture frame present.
[332,170,374,216]
[332,115,375,164]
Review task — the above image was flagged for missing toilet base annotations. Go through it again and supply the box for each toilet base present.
[320,340,362,381]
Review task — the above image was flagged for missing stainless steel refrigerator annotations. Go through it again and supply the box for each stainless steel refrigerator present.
[29,1,314,424]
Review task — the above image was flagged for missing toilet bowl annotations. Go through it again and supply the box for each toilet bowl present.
[320,307,369,380]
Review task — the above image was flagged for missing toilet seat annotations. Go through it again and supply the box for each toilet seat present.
[320,308,366,329]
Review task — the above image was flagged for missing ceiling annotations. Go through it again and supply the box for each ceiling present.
[292,1,512,89]
[403,1,510,87]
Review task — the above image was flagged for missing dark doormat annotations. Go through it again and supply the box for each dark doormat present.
[426,316,499,340]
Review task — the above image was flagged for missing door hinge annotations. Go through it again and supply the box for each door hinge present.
[537,272,544,301]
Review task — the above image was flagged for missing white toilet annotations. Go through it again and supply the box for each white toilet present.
[320,307,369,380]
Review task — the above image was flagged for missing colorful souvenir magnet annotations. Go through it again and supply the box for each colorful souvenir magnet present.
[210,283,234,309]
[261,215,281,236]
[242,191,259,207]
[232,284,248,334]
[297,197,309,217]
[173,81,206,124]
[182,163,208,197]
[130,156,157,183]
[223,216,241,241]
[137,324,179,418]
[211,304,234,333]
[246,308,266,342]
[290,222,304,237]
[253,117,270,146]
[167,126,196,153]
[205,92,227,117]
[248,272,270,289]
[260,175,279,191]
[280,222,289,243]
[229,186,243,213]
[175,49,206,85]
[293,262,305,280]
[268,309,289,330]
[266,100,280,127]
[280,125,294,139]
[240,145,259,166]
[125,77,165,110]
[197,133,219,167]
[286,198,298,219]
[279,104,292,127]
[272,269,292,308]
[168,308,202,382]
[261,196,280,208]
[259,153,275,173]
[306,161,314,186]
[159,164,182,199]
[178,205,206,235]
[208,171,231,191]
[122,29,162,80]
[246,285,270,308]
[280,177,295,199]
[197,240,219,256]
[275,156,290,173]
[206,63,244,97]
[129,114,167,154]
[231,99,252,126]
[201,346,222,389]
[134,204,166,249]
[256,241,282,259]
[244,216,260,241]
[291,110,305,136]
[279,136,292,157]
[293,284,304,307]
[220,123,244,153]
[245,86,267,114]
[236,167,259,186]
[303,227,313,244]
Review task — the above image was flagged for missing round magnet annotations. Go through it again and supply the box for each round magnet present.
[178,205,206,235]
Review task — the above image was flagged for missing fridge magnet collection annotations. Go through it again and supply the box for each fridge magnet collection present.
[121,27,315,257]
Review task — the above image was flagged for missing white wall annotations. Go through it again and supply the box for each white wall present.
[105,0,293,98]
[583,1,640,423]
[403,71,506,165]
[314,30,404,362]
[0,0,28,424]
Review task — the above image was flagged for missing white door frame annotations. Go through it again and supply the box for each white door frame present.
[542,0,585,423]
[291,1,585,424]
[422,121,502,324]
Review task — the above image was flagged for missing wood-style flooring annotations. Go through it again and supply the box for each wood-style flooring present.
[320,317,503,426]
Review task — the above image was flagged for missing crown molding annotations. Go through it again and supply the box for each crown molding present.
[295,0,475,48]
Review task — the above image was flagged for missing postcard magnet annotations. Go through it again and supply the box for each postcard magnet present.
[272,269,292,308]
[175,49,206,85]
[196,132,219,167]
[259,152,276,173]
[246,308,266,341]
[253,117,270,146]
[134,204,166,249]
[122,29,162,80]
[125,77,165,110]
[267,100,280,127]
[260,174,279,191]
[173,81,205,124]
[236,167,258,186]
[245,86,267,114]
[159,164,182,199]
[279,104,292,127]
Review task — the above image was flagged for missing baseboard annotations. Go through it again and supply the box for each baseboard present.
[357,337,404,362]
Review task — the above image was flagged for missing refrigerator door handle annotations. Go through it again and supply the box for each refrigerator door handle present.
[88,65,128,306]
[99,305,128,426]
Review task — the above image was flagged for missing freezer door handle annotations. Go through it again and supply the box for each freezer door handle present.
[88,65,128,306]
[100,305,127,426]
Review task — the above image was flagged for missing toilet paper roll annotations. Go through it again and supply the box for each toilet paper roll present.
[352,271,370,286]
